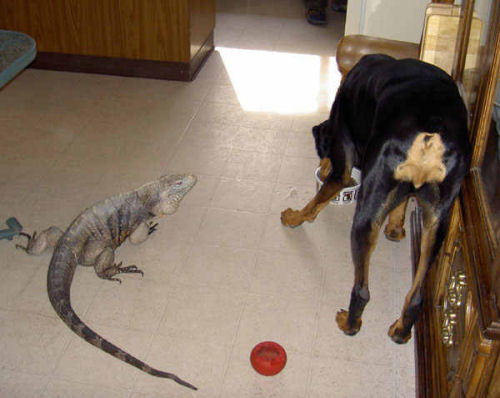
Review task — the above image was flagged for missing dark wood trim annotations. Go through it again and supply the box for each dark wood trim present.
[189,31,215,80]
[31,53,193,81]
[29,31,214,81]
[451,0,474,83]
[470,1,500,164]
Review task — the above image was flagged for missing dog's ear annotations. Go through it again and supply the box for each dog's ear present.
[312,120,330,159]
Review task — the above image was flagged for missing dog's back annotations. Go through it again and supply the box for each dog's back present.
[331,55,470,176]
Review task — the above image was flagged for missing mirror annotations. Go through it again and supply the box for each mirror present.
[481,79,500,244]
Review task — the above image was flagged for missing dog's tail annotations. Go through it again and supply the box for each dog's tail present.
[394,132,447,189]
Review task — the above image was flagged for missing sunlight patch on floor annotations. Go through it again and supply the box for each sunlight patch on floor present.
[217,46,339,114]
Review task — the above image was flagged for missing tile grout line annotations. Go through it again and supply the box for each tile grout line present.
[255,116,296,249]
[216,251,259,398]
[128,245,194,394]
[305,252,329,398]
[162,96,205,173]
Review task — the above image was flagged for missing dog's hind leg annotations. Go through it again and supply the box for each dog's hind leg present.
[335,179,398,335]
[335,218,379,336]
[388,198,451,343]
[384,197,410,241]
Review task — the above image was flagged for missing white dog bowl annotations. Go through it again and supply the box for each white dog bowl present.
[315,167,362,205]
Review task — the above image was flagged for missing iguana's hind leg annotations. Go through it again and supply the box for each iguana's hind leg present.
[15,227,63,255]
[92,247,144,283]
[15,232,34,252]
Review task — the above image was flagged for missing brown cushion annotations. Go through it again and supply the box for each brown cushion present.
[336,34,420,75]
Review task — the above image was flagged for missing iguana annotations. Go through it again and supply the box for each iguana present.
[41,174,197,390]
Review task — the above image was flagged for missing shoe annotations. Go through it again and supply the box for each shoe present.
[305,4,327,25]
[331,0,347,12]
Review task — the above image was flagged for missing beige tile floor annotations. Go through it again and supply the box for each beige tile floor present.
[0,2,416,397]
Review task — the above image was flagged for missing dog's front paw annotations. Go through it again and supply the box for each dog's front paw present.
[335,309,362,336]
[388,319,412,344]
[280,208,305,227]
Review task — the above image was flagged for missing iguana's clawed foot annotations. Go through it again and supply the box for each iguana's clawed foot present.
[113,262,144,276]
[102,262,145,283]
[15,244,28,252]
[15,232,34,252]
[117,264,144,277]
[148,222,159,235]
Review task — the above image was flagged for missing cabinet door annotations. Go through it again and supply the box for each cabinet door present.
[460,0,500,338]
[414,2,500,397]
[431,207,475,397]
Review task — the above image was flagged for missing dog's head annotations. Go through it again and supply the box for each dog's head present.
[312,120,331,159]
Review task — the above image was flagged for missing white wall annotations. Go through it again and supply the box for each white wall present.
[345,0,429,44]
[344,0,364,37]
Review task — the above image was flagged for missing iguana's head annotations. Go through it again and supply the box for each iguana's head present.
[155,174,197,215]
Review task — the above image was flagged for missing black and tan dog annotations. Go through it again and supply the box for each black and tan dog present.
[281,54,471,343]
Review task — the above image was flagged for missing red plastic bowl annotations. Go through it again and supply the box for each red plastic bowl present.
[250,341,287,376]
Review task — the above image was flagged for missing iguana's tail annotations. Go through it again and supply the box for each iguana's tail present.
[47,236,197,391]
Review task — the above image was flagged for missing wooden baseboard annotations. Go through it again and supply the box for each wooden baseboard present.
[30,32,214,82]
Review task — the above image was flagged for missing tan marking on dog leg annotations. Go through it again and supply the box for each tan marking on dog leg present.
[388,318,409,343]
[388,218,438,343]
[384,198,409,241]
[394,133,447,189]
[281,180,344,227]
[282,164,352,227]
[337,217,382,335]
[336,309,362,334]
[318,158,332,181]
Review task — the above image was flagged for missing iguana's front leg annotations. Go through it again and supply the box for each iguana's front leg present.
[129,221,158,245]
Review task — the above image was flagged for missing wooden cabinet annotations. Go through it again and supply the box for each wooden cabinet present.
[412,0,500,396]
[0,0,216,81]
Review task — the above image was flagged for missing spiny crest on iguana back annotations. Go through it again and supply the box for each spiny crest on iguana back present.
[44,174,198,390]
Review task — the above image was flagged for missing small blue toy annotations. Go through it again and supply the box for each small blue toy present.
[0,217,26,240]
